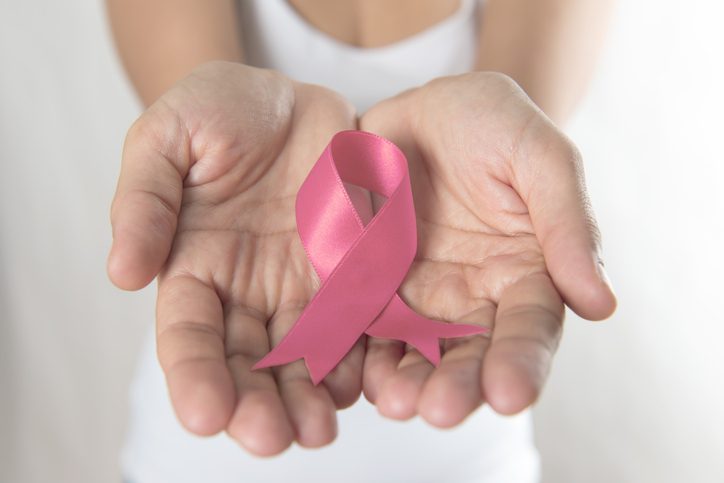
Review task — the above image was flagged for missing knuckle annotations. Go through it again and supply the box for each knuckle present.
[561,138,584,171]
[463,71,523,99]
[294,83,357,131]
[544,129,581,167]
[548,138,603,250]
[124,108,170,152]
[479,71,519,90]
[125,114,152,145]
[123,104,188,168]
[545,134,585,183]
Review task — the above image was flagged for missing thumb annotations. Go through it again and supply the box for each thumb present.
[515,127,616,321]
[107,108,190,290]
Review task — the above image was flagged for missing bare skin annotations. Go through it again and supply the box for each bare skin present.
[109,63,359,454]
[106,0,616,459]
[287,0,462,48]
[360,73,615,425]
[108,62,615,455]
[106,0,612,119]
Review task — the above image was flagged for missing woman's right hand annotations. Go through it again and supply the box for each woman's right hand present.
[107,61,359,456]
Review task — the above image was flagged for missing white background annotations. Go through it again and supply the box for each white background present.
[1,1,722,482]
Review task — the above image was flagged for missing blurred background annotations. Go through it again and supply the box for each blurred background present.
[1,1,722,482]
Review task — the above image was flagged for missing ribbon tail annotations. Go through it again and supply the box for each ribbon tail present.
[366,295,490,367]
[252,331,352,386]
[252,344,302,372]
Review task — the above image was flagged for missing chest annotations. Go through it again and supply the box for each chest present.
[287,0,462,48]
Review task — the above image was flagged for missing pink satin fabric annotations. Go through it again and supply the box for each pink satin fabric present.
[253,131,488,384]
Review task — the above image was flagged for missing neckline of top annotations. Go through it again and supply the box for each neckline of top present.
[273,0,477,56]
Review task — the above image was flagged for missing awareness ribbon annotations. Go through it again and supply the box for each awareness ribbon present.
[253,130,488,384]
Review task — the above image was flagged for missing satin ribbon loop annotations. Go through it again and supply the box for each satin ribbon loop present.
[253,131,488,384]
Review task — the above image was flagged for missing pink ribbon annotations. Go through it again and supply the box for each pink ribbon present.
[253,130,488,384]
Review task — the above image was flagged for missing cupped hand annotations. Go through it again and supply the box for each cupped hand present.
[359,72,617,427]
[107,61,360,455]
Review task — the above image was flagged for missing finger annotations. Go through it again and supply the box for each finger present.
[418,304,495,428]
[156,274,235,436]
[267,304,338,448]
[108,110,189,290]
[482,273,564,415]
[224,304,294,456]
[362,337,405,404]
[515,128,616,320]
[375,349,435,420]
[322,335,365,409]
[357,181,409,405]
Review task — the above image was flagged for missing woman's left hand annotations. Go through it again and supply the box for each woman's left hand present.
[359,72,616,426]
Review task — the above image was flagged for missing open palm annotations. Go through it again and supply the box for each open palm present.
[359,73,616,427]
[109,65,616,456]
[108,62,361,455]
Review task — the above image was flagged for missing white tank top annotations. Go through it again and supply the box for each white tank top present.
[121,2,540,482]
[238,0,479,111]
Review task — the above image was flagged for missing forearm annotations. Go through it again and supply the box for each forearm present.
[475,0,614,124]
[106,0,243,107]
